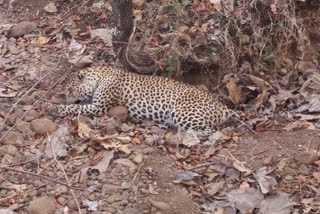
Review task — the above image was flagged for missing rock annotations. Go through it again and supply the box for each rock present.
[114,158,137,174]
[263,156,273,166]
[106,192,121,203]
[44,2,58,13]
[123,207,143,214]
[149,126,165,135]
[133,154,143,164]
[57,197,66,205]
[149,199,172,211]
[295,151,319,165]
[102,184,122,194]
[145,136,155,146]
[298,164,311,175]
[24,110,40,122]
[108,106,128,122]
[30,118,57,134]
[27,196,56,214]
[6,109,24,125]
[67,199,78,211]
[8,21,37,38]
[116,136,131,144]
[102,117,120,134]
[0,145,18,156]
[1,131,24,145]
[16,121,31,133]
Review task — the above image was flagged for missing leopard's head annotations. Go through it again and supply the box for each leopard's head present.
[65,70,101,104]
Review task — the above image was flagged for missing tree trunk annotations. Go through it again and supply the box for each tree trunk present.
[110,0,133,53]
[111,0,156,74]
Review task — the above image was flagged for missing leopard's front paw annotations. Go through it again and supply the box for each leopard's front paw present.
[48,105,68,117]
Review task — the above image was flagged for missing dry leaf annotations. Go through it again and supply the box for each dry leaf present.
[78,122,92,138]
[226,77,241,104]
[0,88,17,98]
[36,36,50,45]
[270,4,277,14]
[44,2,58,13]
[118,145,131,154]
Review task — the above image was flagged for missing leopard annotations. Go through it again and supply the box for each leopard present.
[49,65,243,138]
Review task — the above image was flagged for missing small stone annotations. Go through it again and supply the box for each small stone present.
[24,110,40,122]
[0,145,17,156]
[124,207,143,214]
[145,136,155,146]
[27,196,56,214]
[102,184,122,194]
[263,156,273,166]
[44,2,58,13]
[57,197,66,205]
[149,199,172,211]
[67,199,78,211]
[117,136,131,144]
[295,151,319,165]
[30,118,57,134]
[103,117,120,134]
[114,158,137,174]
[108,106,128,122]
[8,21,37,38]
[1,131,24,145]
[33,180,44,187]
[133,154,143,164]
[16,121,31,133]
[106,193,121,203]
[298,164,310,175]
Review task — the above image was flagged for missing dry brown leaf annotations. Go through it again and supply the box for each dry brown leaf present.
[248,75,271,89]
[226,77,241,104]
[36,36,50,45]
[270,4,277,14]
[78,122,92,138]
[118,145,131,154]
[0,88,17,98]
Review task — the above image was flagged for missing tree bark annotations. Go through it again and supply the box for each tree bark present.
[110,0,133,53]
[111,0,156,74]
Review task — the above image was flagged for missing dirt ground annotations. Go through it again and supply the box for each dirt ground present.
[0,0,319,214]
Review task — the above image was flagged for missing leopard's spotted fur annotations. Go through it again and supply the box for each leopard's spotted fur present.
[49,66,242,138]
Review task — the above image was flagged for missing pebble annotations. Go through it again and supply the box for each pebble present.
[295,151,319,165]
[67,199,78,211]
[16,121,31,132]
[124,207,143,214]
[145,136,155,146]
[8,21,37,38]
[102,184,122,194]
[106,193,121,203]
[30,118,57,134]
[117,136,131,144]
[108,106,128,122]
[0,145,17,156]
[133,154,143,164]
[24,110,40,122]
[1,131,24,145]
[298,164,310,175]
[27,196,56,214]
[149,199,172,211]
